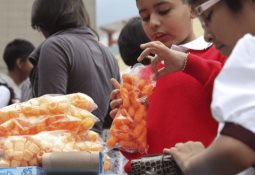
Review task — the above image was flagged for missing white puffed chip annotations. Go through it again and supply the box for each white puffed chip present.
[4,149,13,160]
[12,151,23,161]
[23,149,34,161]
[14,140,25,152]
[3,141,13,150]
[27,142,40,154]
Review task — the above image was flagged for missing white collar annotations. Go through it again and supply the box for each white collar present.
[171,36,213,52]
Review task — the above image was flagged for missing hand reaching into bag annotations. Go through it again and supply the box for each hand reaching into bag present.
[137,41,188,79]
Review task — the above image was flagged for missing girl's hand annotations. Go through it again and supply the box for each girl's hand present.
[137,41,188,78]
[163,141,205,173]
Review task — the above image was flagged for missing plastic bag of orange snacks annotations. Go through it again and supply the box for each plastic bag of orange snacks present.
[0,93,98,124]
[0,130,104,167]
[107,64,155,154]
[0,113,98,137]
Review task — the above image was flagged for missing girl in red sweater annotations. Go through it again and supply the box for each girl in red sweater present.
[110,0,226,173]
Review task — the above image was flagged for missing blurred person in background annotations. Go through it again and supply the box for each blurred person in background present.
[0,83,14,108]
[118,16,151,68]
[30,0,120,133]
[0,39,35,104]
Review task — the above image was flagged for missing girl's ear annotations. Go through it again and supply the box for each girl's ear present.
[191,10,196,19]
[189,6,196,19]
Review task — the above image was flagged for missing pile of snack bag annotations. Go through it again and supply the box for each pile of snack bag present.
[0,93,110,170]
[107,64,155,154]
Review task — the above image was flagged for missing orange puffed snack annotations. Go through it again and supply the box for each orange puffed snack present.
[0,113,98,137]
[107,65,155,154]
[103,155,112,172]
[0,93,98,125]
[65,93,98,112]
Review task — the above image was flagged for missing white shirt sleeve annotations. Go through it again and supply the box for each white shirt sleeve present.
[211,34,255,133]
[0,86,11,108]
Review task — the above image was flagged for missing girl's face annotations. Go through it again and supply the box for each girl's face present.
[136,0,196,47]
[197,0,255,56]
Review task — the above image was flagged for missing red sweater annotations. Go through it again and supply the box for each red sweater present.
[122,46,226,173]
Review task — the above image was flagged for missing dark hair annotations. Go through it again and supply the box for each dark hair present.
[31,0,91,35]
[3,39,35,71]
[186,0,243,12]
[224,0,243,12]
[118,17,151,66]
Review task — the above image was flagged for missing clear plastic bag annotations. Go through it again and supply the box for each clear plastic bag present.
[0,113,98,137]
[0,93,105,168]
[0,130,104,167]
[0,93,98,124]
[107,64,155,154]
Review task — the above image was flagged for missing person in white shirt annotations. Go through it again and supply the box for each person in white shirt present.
[0,85,11,108]
[142,0,255,174]
[0,39,35,103]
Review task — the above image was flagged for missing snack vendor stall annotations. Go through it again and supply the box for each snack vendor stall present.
[0,93,110,175]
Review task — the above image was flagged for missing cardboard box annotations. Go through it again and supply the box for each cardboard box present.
[0,166,42,175]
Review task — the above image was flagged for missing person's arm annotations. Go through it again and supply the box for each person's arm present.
[165,133,255,175]
[0,86,11,107]
[137,41,222,89]
[184,53,222,90]
[37,38,70,96]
